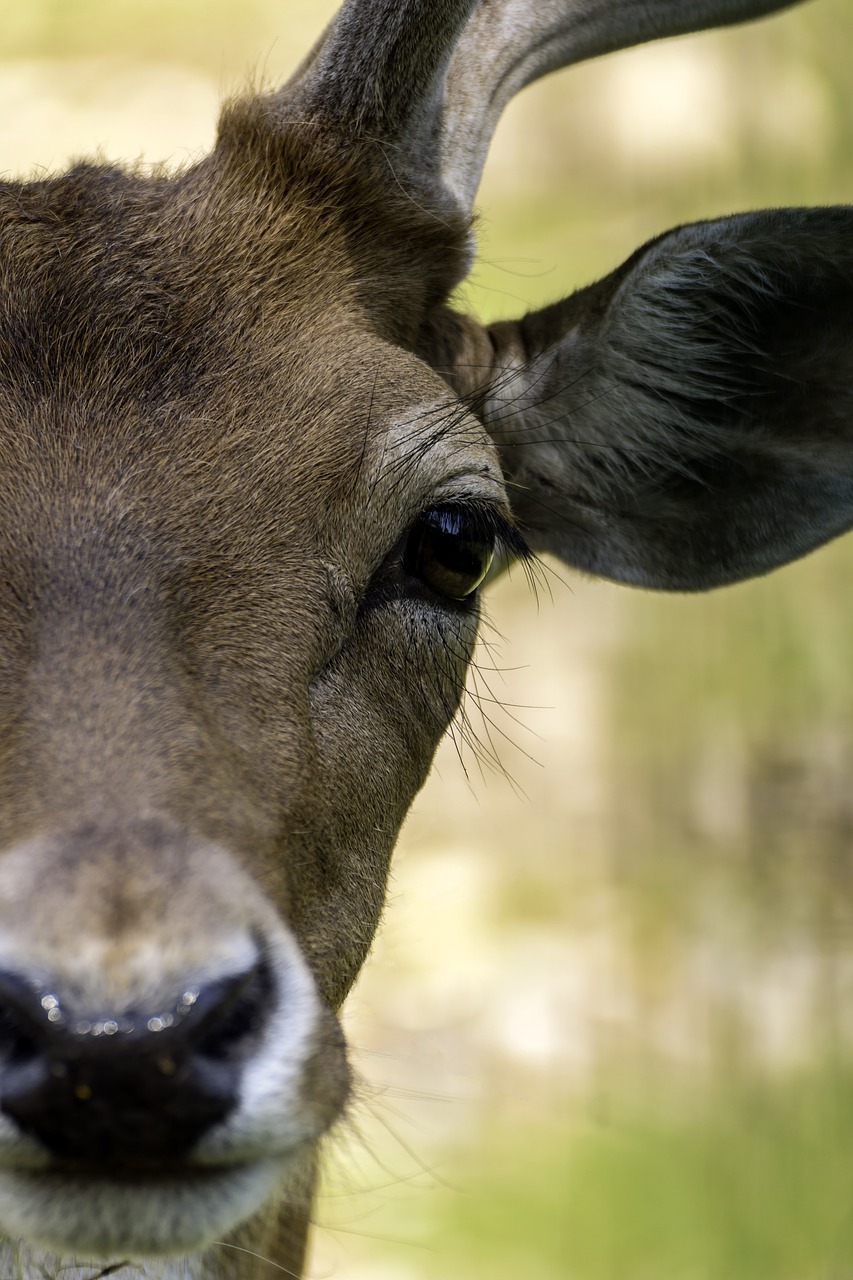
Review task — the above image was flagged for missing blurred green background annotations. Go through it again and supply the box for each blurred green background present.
[3,1,853,1276]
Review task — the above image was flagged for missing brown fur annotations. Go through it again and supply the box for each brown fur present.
[0,82,494,1277]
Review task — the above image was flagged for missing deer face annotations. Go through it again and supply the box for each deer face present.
[0,126,514,1262]
[0,1,852,1277]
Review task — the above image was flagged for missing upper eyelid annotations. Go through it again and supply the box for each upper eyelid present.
[412,498,533,570]
[355,496,531,597]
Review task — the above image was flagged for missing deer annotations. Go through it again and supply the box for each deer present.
[0,0,850,1276]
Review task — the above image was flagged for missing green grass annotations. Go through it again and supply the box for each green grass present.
[425,1067,853,1280]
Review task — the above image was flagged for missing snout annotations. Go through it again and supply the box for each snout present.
[0,958,271,1164]
[0,822,349,1258]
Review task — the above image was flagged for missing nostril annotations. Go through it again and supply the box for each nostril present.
[0,1010,39,1068]
[191,954,275,1062]
[0,973,56,1067]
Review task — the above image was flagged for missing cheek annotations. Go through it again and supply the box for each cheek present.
[299,605,478,1005]
[314,603,478,811]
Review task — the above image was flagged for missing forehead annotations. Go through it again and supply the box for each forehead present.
[0,386,502,599]
[0,167,500,580]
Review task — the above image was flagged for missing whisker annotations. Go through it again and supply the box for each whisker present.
[212,1242,301,1279]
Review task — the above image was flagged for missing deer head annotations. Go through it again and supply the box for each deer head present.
[0,1,850,1277]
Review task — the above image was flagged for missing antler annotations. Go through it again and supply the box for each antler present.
[286,0,805,211]
[287,0,474,144]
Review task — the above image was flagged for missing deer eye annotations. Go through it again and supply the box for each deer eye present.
[403,506,497,601]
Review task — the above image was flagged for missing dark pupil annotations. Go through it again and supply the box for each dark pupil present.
[404,508,496,600]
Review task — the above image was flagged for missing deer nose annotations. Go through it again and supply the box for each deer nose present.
[0,958,273,1165]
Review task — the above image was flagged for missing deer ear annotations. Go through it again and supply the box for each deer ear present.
[429,208,853,591]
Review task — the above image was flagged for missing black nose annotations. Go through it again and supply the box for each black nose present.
[0,958,272,1165]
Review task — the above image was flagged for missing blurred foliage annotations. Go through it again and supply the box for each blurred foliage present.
[429,1064,853,1280]
[320,1061,853,1278]
[0,0,320,75]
